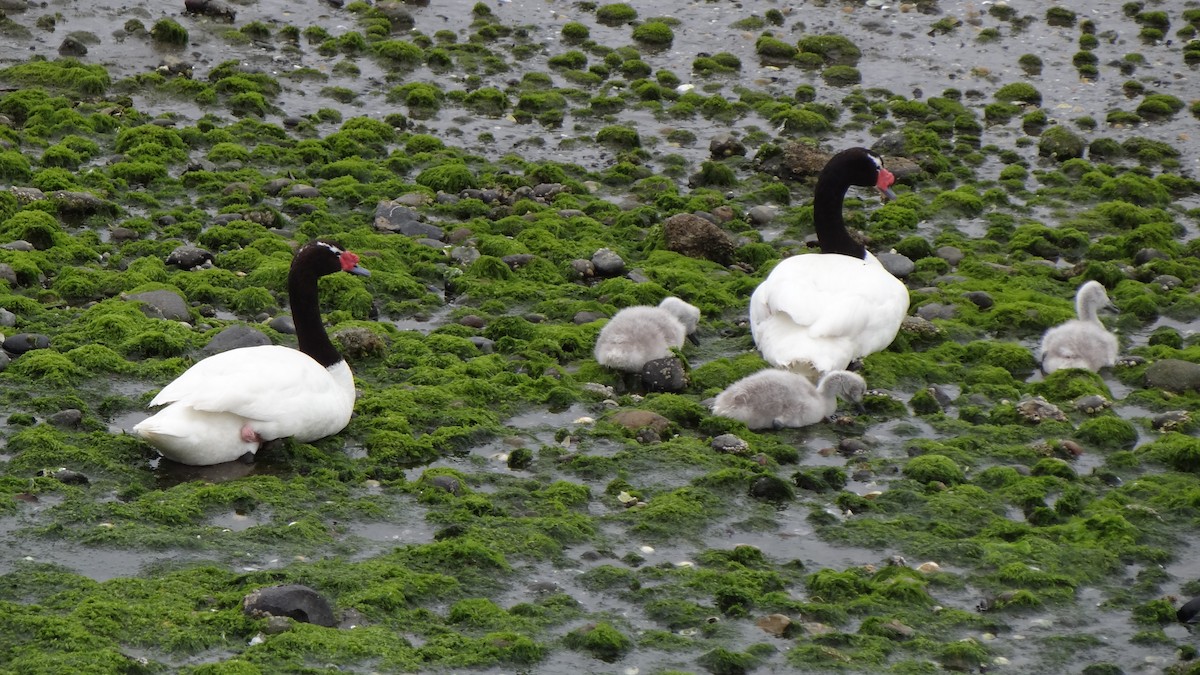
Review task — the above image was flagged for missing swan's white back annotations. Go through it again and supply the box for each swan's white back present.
[594,297,698,372]
[134,345,357,465]
[1039,281,1117,373]
[750,252,908,379]
[711,368,865,430]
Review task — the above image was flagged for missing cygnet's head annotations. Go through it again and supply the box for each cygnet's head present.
[820,370,867,404]
[659,297,701,335]
[1076,280,1115,320]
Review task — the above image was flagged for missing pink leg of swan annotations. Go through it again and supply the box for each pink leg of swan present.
[240,424,264,444]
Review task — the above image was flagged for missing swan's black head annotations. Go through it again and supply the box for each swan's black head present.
[823,147,897,201]
[295,240,371,278]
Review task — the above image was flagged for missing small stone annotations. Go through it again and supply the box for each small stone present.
[711,434,749,455]
[1152,410,1190,432]
[747,205,776,225]
[574,310,605,324]
[242,584,336,627]
[285,183,320,199]
[38,467,89,485]
[0,308,14,327]
[755,613,792,636]
[641,356,687,392]
[47,409,84,429]
[838,438,869,456]
[3,333,51,354]
[709,132,746,159]
[1017,396,1067,424]
[468,336,494,354]
[662,213,735,265]
[963,291,994,310]
[916,302,957,320]
[201,325,271,355]
[568,258,595,280]
[166,245,215,270]
[268,315,295,334]
[1145,359,1200,393]
[502,253,536,269]
[610,409,671,434]
[749,475,794,502]
[591,248,625,277]
[128,290,191,322]
[876,252,915,278]
[936,246,964,265]
[1073,394,1110,414]
[450,246,481,266]
[424,474,462,495]
[58,36,88,56]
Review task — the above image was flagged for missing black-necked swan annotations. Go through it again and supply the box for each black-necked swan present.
[711,368,866,430]
[1039,280,1118,373]
[133,240,370,466]
[594,296,700,372]
[749,147,910,380]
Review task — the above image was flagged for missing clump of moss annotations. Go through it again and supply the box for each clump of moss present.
[632,21,673,47]
[563,622,632,661]
[150,18,189,46]
[595,2,637,26]
[904,454,965,485]
[796,34,861,66]
[595,125,640,149]
[415,163,479,193]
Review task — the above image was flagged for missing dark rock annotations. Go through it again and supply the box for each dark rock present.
[1134,248,1168,265]
[242,584,336,627]
[415,238,445,249]
[963,291,994,310]
[0,350,8,372]
[264,178,293,196]
[502,254,536,269]
[468,336,494,354]
[591,248,625,277]
[936,246,965,266]
[184,0,237,21]
[749,475,794,502]
[1152,410,1191,431]
[47,409,84,429]
[52,190,109,215]
[10,186,45,203]
[285,183,320,199]
[711,434,749,455]
[573,311,605,324]
[128,290,191,322]
[109,226,139,241]
[747,205,776,225]
[1038,127,1086,161]
[755,142,830,181]
[838,438,870,456]
[875,252,915,278]
[916,302,957,321]
[662,213,735,265]
[3,333,50,354]
[424,474,462,495]
[58,36,88,56]
[268,315,295,334]
[0,263,17,286]
[1145,359,1200,393]
[450,246,481,265]
[641,356,687,392]
[201,325,270,355]
[166,245,214,269]
[1074,395,1110,414]
[568,258,595,280]
[693,211,719,225]
[610,409,671,435]
[531,183,565,200]
[39,468,89,485]
[625,268,651,284]
[374,200,444,239]
[709,132,746,159]
[458,315,486,329]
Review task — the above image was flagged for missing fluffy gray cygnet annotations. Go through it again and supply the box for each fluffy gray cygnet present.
[1039,280,1118,373]
[711,368,866,430]
[594,297,700,372]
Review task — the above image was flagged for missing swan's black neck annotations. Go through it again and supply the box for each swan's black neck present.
[289,255,342,368]
[813,166,868,259]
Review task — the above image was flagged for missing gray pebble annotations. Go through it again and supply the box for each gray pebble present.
[128,290,191,322]
[243,584,336,627]
[875,252,915,278]
[711,434,750,454]
[3,333,51,354]
[268,315,295,334]
[641,356,687,392]
[202,325,271,355]
[591,248,625,277]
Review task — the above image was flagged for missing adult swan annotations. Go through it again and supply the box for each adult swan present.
[134,240,370,465]
[749,147,909,379]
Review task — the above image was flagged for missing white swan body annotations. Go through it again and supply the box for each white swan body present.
[1039,280,1118,373]
[134,348,357,465]
[712,369,866,430]
[749,147,909,380]
[594,296,700,372]
[133,240,369,466]
[750,252,908,379]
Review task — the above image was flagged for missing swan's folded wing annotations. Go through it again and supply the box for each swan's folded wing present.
[148,345,335,421]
